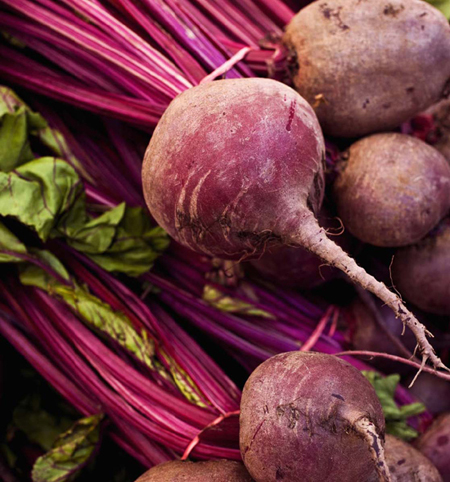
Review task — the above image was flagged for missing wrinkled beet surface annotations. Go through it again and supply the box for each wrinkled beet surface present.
[142,78,325,260]
[240,352,385,482]
[416,413,450,482]
[284,0,450,137]
[334,133,450,247]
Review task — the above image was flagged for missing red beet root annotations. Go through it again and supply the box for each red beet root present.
[393,220,450,315]
[333,133,450,247]
[142,78,444,372]
[239,351,390,482]
[415,413,450,482]
[134,460,253,481]
[283,0,450,137]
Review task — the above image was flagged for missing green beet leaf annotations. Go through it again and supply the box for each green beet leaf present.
[13,394,75,452]
[0,86,90,179]
[426,0,450,18]
[0,87,47,171]
[59,202,126,255]
[0,157,83,241]
[203,284,273,318]
[362,371,425,440]
[0,221,28,263]
[31,414,103,482]
[87,206,169,276]
[20,265,155,368]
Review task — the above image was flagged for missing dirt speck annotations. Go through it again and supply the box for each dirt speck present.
[319,3,350,30]
[383,4,404,16]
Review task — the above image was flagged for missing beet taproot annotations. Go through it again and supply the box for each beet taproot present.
[333,133,450,247]
[142,77,444,371]
[248,207,357,289]
[392,219,450,315]
[415,413,450,482]
[134,460,253,481]
[368,435,442,482]
[283,0,450,137]
[239,351,390,482]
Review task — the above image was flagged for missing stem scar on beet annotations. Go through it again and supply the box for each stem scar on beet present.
[142,77,446,376]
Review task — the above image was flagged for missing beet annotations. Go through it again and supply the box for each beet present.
[135,460,253,481]
[392,219,450,315]
[283,0,450,137]
[333,133,450,247]
[239,351,389,482]
[142,78,444,370]
[368,435,442,482]
[425,98,450,161]
[415,413,450,481]
[407,373,450,416]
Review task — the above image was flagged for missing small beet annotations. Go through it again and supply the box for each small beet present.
[392,219,450,315]
[283,0,450,137]
[239,351,390,482]
[142,77,444,372]
[368,435,442,482]
[415,413,450,482]
[333,133,450,247]
[134,460,253,481]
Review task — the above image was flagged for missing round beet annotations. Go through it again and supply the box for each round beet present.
[135,460,253,481]
[392,220,450,315]
[368,435,442,482]
[142,78,444,370]
[415,413,450,482]
[283,0,450,138]
[239,351,389,482]
[333,133,450,247]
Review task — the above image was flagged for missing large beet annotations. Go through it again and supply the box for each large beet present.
[415,413,450,482]
[142,78,444,371]
[135,460,253,481]
[368,435,442,482]
[283,0,450,137]
[333,133,450,247]
[392,220,450,315]
[239,352,389,482]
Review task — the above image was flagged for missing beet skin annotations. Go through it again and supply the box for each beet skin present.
[415,413,450,482]
[134,460,253,481]
[239,352,388,482]
[393,219,450,315]
[283,0,450,137]
[143,78,325,260]
[368,435,442,482]
[333,133,450,247]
